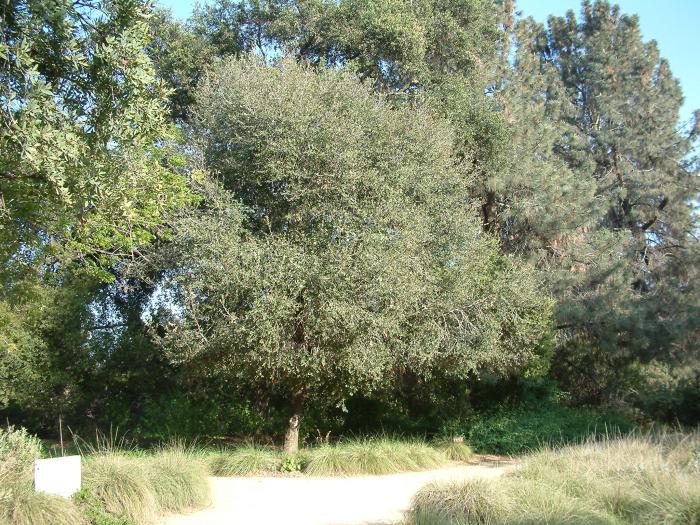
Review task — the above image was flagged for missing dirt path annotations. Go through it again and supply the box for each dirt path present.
[159,462,510,525]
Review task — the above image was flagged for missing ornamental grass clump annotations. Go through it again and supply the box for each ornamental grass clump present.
[410,479,501,525]
[435,440,474,462]
[82,455,158,525]
[304,438,450,476]
[3,487,88,525]
[392,440,448,471]
[145,442,210,512]
[407,433,700,525]
[81,438,210,525]
[208,445,283,476]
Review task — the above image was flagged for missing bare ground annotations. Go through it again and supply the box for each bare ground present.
[159,461,511,525]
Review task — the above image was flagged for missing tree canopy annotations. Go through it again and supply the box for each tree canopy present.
[0,0,193,281]
[1,0,698,442]
[145,58,553,449]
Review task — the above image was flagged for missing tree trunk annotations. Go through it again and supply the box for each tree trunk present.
[481,190,497,233]
[283,391,304,453]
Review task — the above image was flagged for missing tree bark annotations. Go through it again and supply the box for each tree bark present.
[481,190,497,233]
[283,391,304,453]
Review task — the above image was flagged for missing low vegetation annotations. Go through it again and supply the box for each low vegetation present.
[303,439,449,476]
[9,421,700,525]
[82,454,160,524]
[1,425,478,525]
[451,402,635,455]
[146,443,210,513]
[205,438,473,477]
[435,441,476,463]
[208,445,284,476]
[1,426,85,525]
[4,488,88,525]
[0,427,210,525]
[407,433,700,525]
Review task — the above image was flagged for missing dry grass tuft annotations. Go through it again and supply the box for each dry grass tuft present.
[82,454,158,524]
[436,441,475,462]
[304,438,450,476]
[208,445,283,475]
[407,432,700,525]
[4,488,88,525]
[145,442,211,512]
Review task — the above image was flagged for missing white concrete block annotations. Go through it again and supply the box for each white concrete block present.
[34,455,81,498]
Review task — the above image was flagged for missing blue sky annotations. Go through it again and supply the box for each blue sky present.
[158,0,698,124]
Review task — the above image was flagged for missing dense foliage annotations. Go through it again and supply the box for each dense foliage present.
[0,0,193,275]
[0,0,697,446]
[0,0,194,426]
[144,57,552,449]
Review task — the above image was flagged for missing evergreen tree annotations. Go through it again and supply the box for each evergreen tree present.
[536,0,699,399]
[145,58,553,450]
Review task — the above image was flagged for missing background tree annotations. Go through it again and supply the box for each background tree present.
[145,58,553,451]
[0,0,194,431]
[0,0,193,280]
[536,0,699,401]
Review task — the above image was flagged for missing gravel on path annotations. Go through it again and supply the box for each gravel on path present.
[159,463,509,525]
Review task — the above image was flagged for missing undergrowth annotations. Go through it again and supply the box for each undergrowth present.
[0,427,210,525]
[408,431,700,525]
[450,403,635,455]
[303,438,449,476]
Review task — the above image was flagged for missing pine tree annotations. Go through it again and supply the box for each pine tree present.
[536,0,699,399]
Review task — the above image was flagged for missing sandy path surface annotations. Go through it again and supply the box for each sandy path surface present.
[159,463,509,525]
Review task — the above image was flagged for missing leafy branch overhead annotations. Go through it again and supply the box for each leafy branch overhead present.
[0,0,195,280]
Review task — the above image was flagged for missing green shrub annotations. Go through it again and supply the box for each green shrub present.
[137,395,217,441]
[407,433,700,525]
[73,489,135,525]
[630,362,700,425]
[0,426,42,486]
[455,404,635,455]
[208,445,283,475]
[280,455,303,473]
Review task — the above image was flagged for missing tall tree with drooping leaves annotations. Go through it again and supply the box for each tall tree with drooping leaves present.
[0,0,198,431]
[145,57,553,451]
